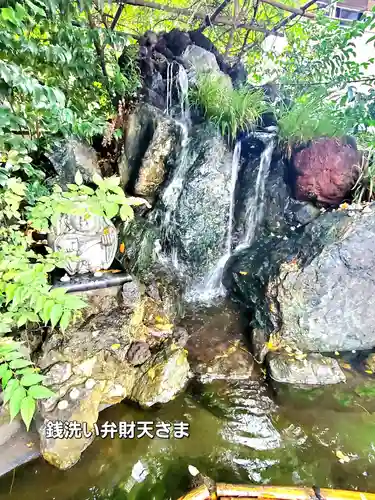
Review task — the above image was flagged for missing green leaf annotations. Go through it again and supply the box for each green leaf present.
[104,202,119,219]
[50,303,63,328]
[92,173,103,187]
[17,367,38,376]
[59,310,72,332]
[0,363,9,378]
[9,359,33,369]
[120,204,134,220]
[42,299,55,323]
[3,378,19,404]
[74,170,83,186]
[9,386,27,421]
[20,396,36,430]
[1,7,18,25]
[3,351,24,361]
[20,373,44,387]
[28,385,55,399]
[2,369,13,389]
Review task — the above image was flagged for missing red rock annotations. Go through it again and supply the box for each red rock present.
[292,137,360,206]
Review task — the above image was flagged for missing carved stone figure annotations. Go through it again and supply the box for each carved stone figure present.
[48,213,118,275]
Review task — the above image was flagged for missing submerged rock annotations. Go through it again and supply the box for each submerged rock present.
[292,137,360,206]
[268,353,346,386]
[47,138,101,189]
[36,286,190,470]
[183,301,256,382]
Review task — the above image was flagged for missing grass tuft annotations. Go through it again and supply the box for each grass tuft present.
[189,72,268,141]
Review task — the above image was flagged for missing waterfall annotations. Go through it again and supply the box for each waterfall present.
[160,123,195,272]
[165,61,174,116]
[187,140,242,302]
[227,141,242,254]
[177,64,190,123]
[165,61,190,123]
[237,134,275,250]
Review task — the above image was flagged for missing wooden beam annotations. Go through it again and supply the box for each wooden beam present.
[122,0,285,35]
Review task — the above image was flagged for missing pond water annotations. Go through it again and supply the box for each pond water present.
[1,304,375,500]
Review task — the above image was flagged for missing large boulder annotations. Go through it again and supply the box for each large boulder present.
[224,204,375,354]
[292,137,360,206]
[276,204,375,352]
[36,283,190,470]
[182,45,221,78]
[173,126,232,281]
[120,104,182,200]
[47,138,101,189]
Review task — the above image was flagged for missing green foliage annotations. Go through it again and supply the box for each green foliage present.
[0,176,87,335]
[277,91,354,147]
[0,338,55,430]
[190,72,268,140]
[353,150,375,203]
[29,171,150,232]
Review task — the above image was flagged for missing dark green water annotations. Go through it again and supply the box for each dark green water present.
[1,306,375,500]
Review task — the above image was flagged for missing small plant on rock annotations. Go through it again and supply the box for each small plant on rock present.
[0,338,55,430]
[190,72,268,141]
[276,91,353,148]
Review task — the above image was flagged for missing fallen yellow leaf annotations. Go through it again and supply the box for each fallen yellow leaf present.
[336,450,350,463]
[365,369,373,375]
[239,271,248,275]
[111,343,121,350]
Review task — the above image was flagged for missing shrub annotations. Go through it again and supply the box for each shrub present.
[276,92,354,147]
[0,338,55,430]
[353,149,375,203]
[190,72,268,140]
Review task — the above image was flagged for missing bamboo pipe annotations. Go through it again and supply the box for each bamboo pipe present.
[178,484,375,500]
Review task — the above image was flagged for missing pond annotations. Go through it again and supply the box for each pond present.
[0,304,375,500]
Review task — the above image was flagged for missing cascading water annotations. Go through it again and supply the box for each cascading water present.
[188,140,242,302]
[165,61,190,123]
[239,134,275,248]
[158,63,192,272]
[227,141,242,254]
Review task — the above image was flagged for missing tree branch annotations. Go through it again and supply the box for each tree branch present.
[111,0,126,30]
[198,0,232,32]
[270,0,317,31]
[122,0,285,36]
[261,0,314,18]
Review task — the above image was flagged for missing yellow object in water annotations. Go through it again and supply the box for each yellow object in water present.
[178,484,375,500]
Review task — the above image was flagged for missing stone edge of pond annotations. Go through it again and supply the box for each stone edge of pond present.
[0,403,115,478]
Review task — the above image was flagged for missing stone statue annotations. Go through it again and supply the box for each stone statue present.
[48,213,118,275]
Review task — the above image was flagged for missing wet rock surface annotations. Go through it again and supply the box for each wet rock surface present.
[120,104,182,199]
[36,283,190,470]
[47,138,101,189]
[267,353,346,386]
[224,205,375,353]
[183,300,255,382]
[292,137,360,206]
[173,127,232,280]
